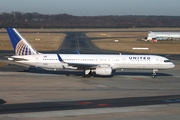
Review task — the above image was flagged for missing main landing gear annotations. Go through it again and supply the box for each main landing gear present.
[152,69,158,78]
[82,69,92,78]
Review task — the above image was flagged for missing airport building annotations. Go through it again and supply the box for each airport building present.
[147,31,180,40]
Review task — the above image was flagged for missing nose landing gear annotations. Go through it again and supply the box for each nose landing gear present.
[152,69,158,78]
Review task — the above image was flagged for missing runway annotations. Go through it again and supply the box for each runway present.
[58,32,119,54]
[0,95,180,114]
[0,31,180,119]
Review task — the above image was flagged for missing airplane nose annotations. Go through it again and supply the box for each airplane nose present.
[171,63,175,68]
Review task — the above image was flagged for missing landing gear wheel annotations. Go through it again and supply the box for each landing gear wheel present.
[151,75,156,78]
[83,70,92,78]
[152,69,158,78]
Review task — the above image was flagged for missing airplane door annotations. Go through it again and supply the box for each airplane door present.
[156,58,159,65]
[33,55,39,68]
[122,57,126,64]
[35,56,39,63]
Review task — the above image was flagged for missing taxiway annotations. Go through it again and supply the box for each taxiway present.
[0,31,180,120]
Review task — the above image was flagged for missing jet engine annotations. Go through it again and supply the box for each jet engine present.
[95,67,112,76]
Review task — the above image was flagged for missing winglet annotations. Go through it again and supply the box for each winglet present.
[75,49,80,54]
[57,54,64,62]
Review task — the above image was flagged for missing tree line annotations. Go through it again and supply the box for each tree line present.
[0,12,180,28]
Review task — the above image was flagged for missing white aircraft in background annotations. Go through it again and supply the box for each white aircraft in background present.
[4,28,175,78]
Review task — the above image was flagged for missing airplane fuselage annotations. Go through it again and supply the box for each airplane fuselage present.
[11,54,175,70]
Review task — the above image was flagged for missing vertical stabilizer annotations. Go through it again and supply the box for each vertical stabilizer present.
[6,28,38,56]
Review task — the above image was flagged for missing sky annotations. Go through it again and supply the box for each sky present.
[0,0,180,16]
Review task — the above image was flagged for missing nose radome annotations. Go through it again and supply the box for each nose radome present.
[171,63,175,68]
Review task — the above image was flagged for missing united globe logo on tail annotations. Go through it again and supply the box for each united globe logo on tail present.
[15,40,37,55]
[16,40,29,55]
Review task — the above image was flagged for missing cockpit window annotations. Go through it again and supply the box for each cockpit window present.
[164,60,171,62]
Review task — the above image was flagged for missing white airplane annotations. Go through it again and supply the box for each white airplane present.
[4,28,175,78]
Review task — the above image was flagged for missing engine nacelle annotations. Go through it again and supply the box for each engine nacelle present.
[95,67,112,76]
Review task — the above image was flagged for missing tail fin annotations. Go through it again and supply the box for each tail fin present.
[6,28,38,56]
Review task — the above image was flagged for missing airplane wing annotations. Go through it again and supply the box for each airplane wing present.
[68,63,98,69]
[57,54,99,69]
